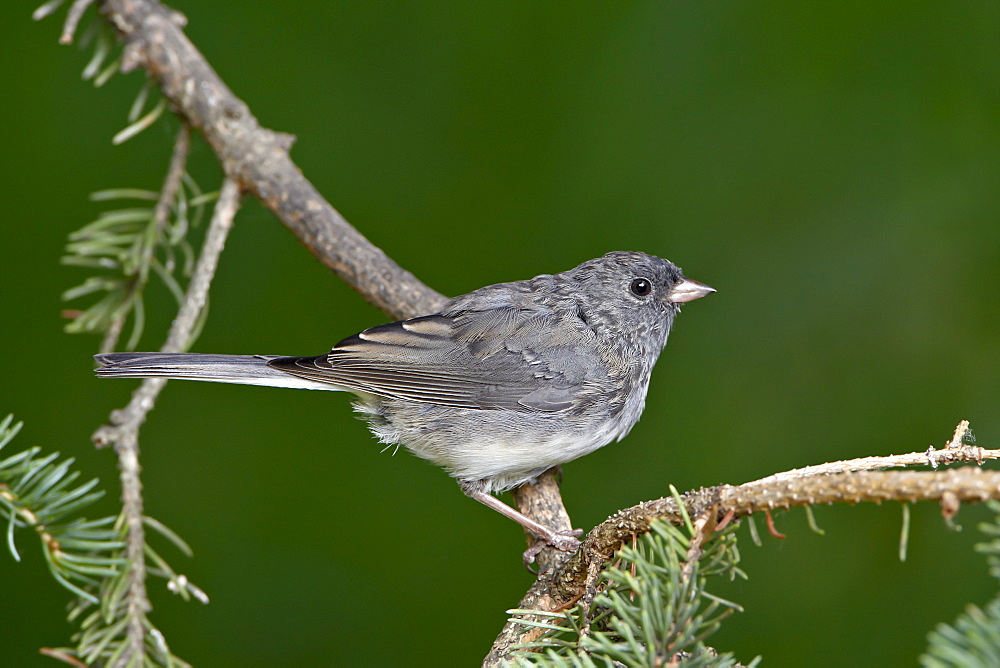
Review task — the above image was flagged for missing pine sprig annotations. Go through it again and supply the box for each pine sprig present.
[0,416,205,666]
[505,519,756,667]
[61,181,215,349]
[920,500,1000,667]
[0,414,122,603]
[34,2,171,140]
[57,516,196,668]
[35,1,217,351]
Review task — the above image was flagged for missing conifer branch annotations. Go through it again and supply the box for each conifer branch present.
[0,415,122,604]
[62,122,211,349]
[921,500,1000,665]
[488,423,1000,663]
[90,178,240,664]
[503,518,752,666]
[1,411,205,665]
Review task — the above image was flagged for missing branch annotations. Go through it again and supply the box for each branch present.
[485,423,1000,664]
[749,420,984,485]
[93,0,446,320]
[92,177,241,663]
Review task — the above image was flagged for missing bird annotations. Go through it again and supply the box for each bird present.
[95,251,714,558]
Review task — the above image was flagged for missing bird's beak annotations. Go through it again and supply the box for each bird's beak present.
[666,277,716,304]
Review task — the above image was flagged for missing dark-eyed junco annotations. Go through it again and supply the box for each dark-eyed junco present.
[95,251,713,557]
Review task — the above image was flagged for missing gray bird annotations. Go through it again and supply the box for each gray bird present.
[95,251,713,557]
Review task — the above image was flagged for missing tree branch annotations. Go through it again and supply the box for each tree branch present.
[485,423,1000,664]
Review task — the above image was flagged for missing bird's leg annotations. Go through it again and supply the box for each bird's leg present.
[460,481,583,561]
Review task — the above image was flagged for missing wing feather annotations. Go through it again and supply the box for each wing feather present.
[267,312,603,411]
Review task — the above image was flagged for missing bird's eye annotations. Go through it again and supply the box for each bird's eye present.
[630,278,652,297]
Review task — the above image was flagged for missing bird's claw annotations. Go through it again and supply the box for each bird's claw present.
[522,529,584,572]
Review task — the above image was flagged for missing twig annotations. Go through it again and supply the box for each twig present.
[947,419,974,449]
[113,422,147,662]
[726,465,1000,510]
[154,123,191,237]
[144,122,191,280]
[92,178,241,664]
[752,420,981,485]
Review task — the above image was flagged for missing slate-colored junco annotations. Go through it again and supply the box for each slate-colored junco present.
[95,251,714,556]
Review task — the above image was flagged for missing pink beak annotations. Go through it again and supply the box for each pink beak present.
[666,277,716,304]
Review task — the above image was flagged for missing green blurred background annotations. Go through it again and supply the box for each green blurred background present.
[2,1,998,665]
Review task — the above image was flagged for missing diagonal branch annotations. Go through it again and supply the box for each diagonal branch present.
[97,0,446,320]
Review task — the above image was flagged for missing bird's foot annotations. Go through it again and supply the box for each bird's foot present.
[523,528,584,571]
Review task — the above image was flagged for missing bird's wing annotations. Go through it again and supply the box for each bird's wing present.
[267,311,604,411]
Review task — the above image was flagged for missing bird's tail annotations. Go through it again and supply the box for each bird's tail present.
[94,352,338,391]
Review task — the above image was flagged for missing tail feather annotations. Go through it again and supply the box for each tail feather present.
[94,353,340,391]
